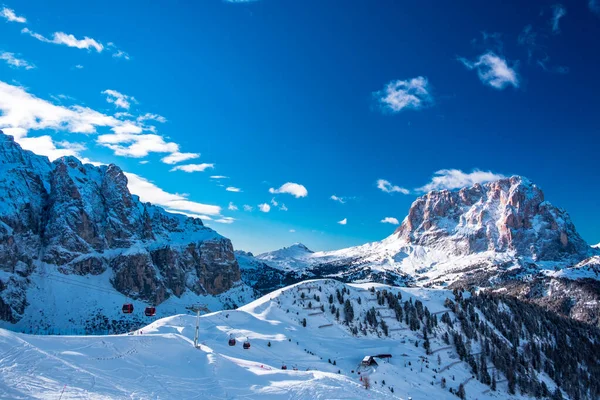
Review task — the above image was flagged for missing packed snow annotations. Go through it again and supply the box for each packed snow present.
[0,279,543,399]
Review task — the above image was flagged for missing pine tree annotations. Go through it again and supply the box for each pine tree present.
[344,299,354,323]
[457,383,466,400]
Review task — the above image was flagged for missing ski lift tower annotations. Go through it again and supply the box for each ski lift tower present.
[187,304,210,348]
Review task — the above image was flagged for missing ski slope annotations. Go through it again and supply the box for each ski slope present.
[0,280,544,399]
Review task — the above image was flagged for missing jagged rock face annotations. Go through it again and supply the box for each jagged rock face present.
[0,131,240,321]
[395,176,590,261]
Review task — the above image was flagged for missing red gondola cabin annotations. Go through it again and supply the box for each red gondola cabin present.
[144,307,156,317]
[243,341,251,349]
[228,336,236,346]
[122,303,134,314]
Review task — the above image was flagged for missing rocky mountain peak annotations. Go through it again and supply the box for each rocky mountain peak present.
[394,175,590,261]
[0,130,241,325]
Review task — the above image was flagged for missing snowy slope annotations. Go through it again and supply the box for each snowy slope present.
[0,279,564,400]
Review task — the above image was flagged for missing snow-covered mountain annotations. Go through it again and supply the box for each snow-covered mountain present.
[247,176,599,323]
[0,131,250,333]
[256,243,315,272]
[254,176,594,286]
[3,279,596,399]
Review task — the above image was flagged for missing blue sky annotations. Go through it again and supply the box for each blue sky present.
[1,0,599,253]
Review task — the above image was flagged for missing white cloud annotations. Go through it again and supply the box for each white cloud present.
[337,218,347,225]
[0,52,35,70]
[269,182,308,198]
[169,163,215,173]
[210,175,228,179]
[374,76,433,113]
[376,179,409,194]
[270,198,279,206]
[112,49,130,60]
[214,217,235,224]
[161,152,200,164]
[228,202,238,211]
[0,80,203,170]
[1,7,26,23]
[417,169,506,192]
[381,217,400,225]
[137,113,167,123]
[258,203,271,213]
[22,28,104,52]
[139,160,149,165]
[458,52,519,90]
[226,186,241,192]
[289,229,296,233]
[124,172,221,216]
[102,89,135,110]
[330,195,346,204]
[16,135,86,161]
[98,133,179,158]
[551,5,566,33]
[279,204,288,211]
[75,64,84,69]
[0,80,123,134]
[243,205,253,212]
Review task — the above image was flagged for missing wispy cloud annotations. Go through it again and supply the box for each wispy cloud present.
[169,163,215,173]
[416,169,506,192]
[289,229,296,233]
[337,218,347,225]
[0,52,35,69]
[102,89,135,110]
[243,205,253,212]
[22,28,104,52]
[228,202,238,211]
[258,203,271,213]
[124,172,221,216]
[376,179,409,194]
[214,217,235,224]
[269,182,308,198]
[226,186,241,192]
[210,175,229,179]
[107,43,131,60]
[1,7,26,23]
[374,76,433,113]
[161,152,200,164]
[98,133,180,158]
[137,113,167,123]
[458,51,519,90]
[279,204,288,211]
[381,217,400,225]
[17,135,86,161]
[330,195,346,204]
[551,4,566,33]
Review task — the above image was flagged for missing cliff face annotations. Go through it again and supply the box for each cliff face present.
[0,131,240,324]
[395,176,590,262]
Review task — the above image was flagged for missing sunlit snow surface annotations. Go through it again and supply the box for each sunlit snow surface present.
[0,280,541,399]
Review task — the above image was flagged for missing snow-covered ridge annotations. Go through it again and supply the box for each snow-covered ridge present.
[1,279,589,399]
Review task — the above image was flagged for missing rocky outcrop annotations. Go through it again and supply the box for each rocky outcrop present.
[395,176,590,262]
[0,131,240,323]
